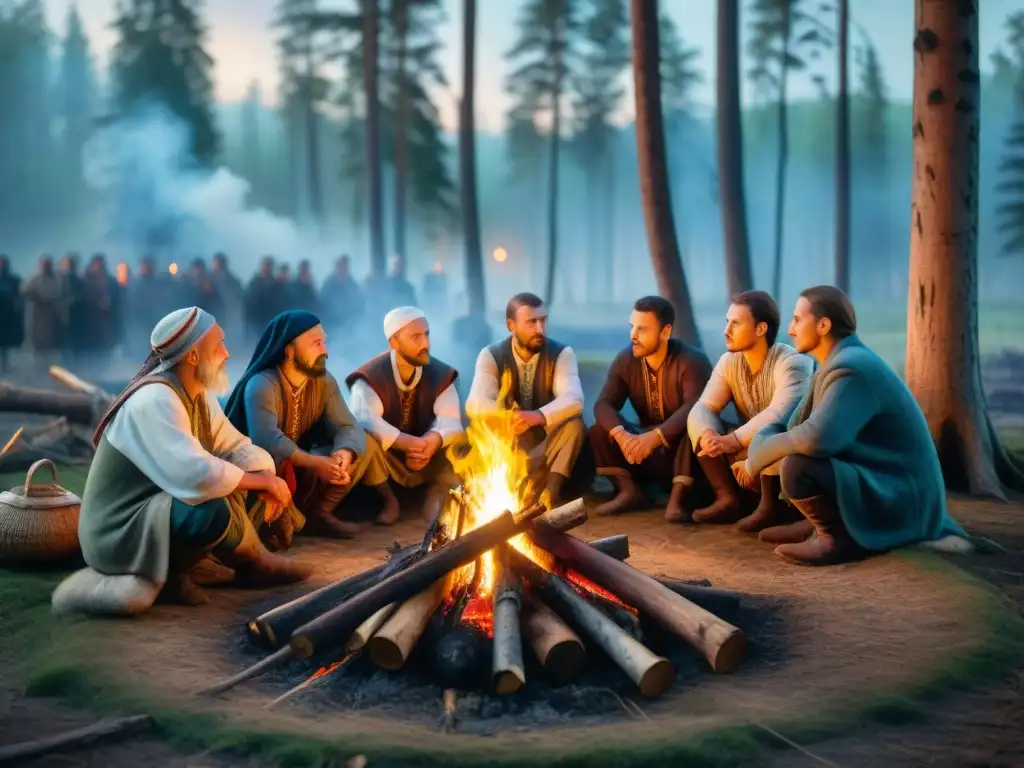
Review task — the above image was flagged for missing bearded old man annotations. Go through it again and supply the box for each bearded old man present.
[744,286,968,566]
[687,291,813,531]
[465,292,585,508]
[224,310,398,539]
[53,307,311,617]
[590,296,713,521]
[347,307,465,523]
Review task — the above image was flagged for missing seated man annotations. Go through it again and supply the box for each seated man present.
[223,310,398,541]
[347,306,465,522]
[687,290,813,530]
[465,292,585,508]
[74,307,311,611]
[745,286,967,566]
[590,296,713,521]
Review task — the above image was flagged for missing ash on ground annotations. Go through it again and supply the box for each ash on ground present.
[234,593,788,733]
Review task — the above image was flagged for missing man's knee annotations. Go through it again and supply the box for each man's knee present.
[169,497,232,548]
[555,417,586,449]
[780,455,828,500]
[588,422,613,448]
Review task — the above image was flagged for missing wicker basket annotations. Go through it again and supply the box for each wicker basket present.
[0,459,82,564]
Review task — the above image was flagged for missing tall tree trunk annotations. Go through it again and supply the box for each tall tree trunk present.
[834,0,850,292]
[393,0,409,263]
[770,3,791,301]
[459,0,485,317]
[630,0,700,345]
[304,31,323,231]
[362,0,386,276]
[605,149,616,303]
[715,0,753,298]
[905,0,1024,499]
[545,19,563,307]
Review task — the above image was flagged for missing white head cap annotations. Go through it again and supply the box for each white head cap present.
[383,306,426,340]
[149,306,217,373]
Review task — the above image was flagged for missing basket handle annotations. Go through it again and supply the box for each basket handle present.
[24,459,59,496]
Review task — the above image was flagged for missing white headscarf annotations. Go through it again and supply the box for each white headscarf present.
[149,307,217,374]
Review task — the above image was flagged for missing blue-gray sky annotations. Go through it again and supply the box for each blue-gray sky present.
[45,0,1021,132]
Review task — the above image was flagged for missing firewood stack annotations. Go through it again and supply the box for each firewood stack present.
[200,495,748,707]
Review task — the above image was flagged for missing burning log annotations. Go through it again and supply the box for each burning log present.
[368,578,450,670]
[511,551,674,698]
[290,508,541,659]
[532,497,586,533]
[521,597,586,685]
[587,535,630,560]
[491,547,525,694]
[346,603,398,652]
[654,578,742,615]
[531,530,747,673]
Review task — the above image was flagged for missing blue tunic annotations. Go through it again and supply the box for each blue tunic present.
[746,334,965,551]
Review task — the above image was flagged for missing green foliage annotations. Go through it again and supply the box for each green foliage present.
[58,6,97,172]
[995,11,1024,256]
[110,0,220,165]
[659,13,703,118]
[571,0,628,164]
[746,0,833,100]
[854,33,887,166]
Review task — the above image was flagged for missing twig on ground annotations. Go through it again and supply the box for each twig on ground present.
[0,715,152,764]
[752,721,843,768]
[441,688,457,732]
[263,653,357,710]
[1,426,23,457]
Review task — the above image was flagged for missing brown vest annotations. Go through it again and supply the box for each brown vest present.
[346,353,458,438]
[487,336,566,411]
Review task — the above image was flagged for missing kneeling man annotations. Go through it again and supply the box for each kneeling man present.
[687,291,813,529]
[77,307,310,609]
[347,307,465,522]
[744,286,966,565]
[224,310,398,540]
[590,296,713,520]
[466,292,585,508]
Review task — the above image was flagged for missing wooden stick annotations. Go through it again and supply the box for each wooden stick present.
[532,497,586,533]
[193,646,294,697]
[263,653,358,710]
[346,602,399,652]
[587,534,630,560]
[290,509,537,659]
[654,577,742,615]
[49,365,112,400]
[491,547,525,694]
[0,382,96,424]
[521,596,586,685]
[531,529,747,673]
[368,579,449,670]
[0,715,152,763]
[441,689,458,732]
[511,551,675,697]
[1,426,23,457]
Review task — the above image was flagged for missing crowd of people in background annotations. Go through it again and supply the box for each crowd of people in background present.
[0,251,457,372]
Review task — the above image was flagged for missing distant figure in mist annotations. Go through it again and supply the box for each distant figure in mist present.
[293,260,320,316]
[243,256,278,341]
[127,257,169,358]
[321,255,364,332]
[386,256,417,309]
[82,254,122,355]
[421,262,447,321]
[0,255,24,372]
[21,254,65,366]
[185,258,224,322]
[210,253,244,334]
[274,264,296,316]
[59,253,86,359]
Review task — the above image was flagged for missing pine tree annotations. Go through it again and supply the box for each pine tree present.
[505,0,585,304]
[111,0,220,165]
[747,0,832,299]
[995,11,1024,256]
[241,81,262,200]
[58,4,97,196]
[572,0,628,302]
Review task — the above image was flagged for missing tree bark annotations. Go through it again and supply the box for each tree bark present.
[392,0,409,262]
[715,0,754,298]
[630,0,701,345]
[770,2,792,301]
[459,0,486,317]
[544,6,564,307]
[905,0,1024,498]
[834,0,850,293]
[362,0,386,276]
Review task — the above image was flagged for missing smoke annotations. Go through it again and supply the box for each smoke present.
[81,102,318,274]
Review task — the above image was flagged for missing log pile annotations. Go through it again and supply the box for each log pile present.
[201,495,748,716]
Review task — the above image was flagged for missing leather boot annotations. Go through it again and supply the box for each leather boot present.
[691,455,743,524]
[736,474,783,533]
[373,482,400,525]
[759,519,814,544]
[159,548,210,606]
[222,522,313,587]
[774,495,865,566]
[594,473,645,516]
[663,481,691,523]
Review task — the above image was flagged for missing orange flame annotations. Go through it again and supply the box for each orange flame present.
[116,262,129,285]
[306,653,354,683]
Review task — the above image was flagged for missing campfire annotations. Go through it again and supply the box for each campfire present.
[199,381,748,716]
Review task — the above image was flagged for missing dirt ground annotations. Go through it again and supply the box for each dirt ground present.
[1,496,1022,767]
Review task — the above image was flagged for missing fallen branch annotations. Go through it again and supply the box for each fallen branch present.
[49,365,113,401]
[193,646,294,697]
[0,715,152,764]
[0,382,98,424]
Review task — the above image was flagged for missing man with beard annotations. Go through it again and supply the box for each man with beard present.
[224,311,398,539]
[465,292,585,508]
[744,286,967,565]
[590,296,713,520]
[64,307,310,615]
[686,291,813,530]
[347,307,465,522]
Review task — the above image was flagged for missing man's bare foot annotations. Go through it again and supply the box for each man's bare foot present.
[594,475,645,516]
[308,514,361,539]
[663,481,691,524]
[159,574,210,606]
[376,495,400,525]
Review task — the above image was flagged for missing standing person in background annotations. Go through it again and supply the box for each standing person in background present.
[59,253,86,361]
[321,255,364,332]
[0,255,24,372]
[81,254,118,357]
[22,255,66,369]
[244,256,278,341]
[210,253,244,336]
[386,256,418,308]
[293,260,321,315]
